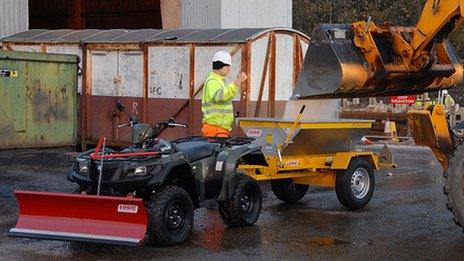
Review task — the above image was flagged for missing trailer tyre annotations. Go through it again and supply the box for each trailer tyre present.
[218,174,262,227]
[147,185,194,246]
[335,158,374,210]
[271,179,309,204]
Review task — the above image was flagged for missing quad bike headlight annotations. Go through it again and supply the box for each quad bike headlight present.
[78,160,89,173]
[132,166,147,176]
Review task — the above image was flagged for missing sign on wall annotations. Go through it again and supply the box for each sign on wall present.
[389,95,416,104]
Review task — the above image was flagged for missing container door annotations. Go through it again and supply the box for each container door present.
[118,51,143,97]
[0,65,26,133]
[91,50,118,96]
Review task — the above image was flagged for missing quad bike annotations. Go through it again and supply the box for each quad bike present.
[8,101,267,246]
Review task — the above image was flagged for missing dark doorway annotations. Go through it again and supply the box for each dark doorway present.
[29,0,162,29]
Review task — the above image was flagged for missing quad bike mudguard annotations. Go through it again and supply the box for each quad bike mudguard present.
[216,143,267,201]
[8,191,148,246]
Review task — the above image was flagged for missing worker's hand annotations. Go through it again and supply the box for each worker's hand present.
[234,72,248,86]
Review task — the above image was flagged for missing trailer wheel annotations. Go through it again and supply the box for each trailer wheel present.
[335,157,375,210]
[147,185,194,246]
[218,174,262,227]
[271,179,309,204]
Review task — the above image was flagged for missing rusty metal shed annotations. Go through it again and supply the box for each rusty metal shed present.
[0,50,78,149]
[1,28,309,148]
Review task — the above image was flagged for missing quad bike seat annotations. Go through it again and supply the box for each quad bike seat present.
[174,141,216,162]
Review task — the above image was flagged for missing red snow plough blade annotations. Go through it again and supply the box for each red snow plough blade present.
[8,191,148,246]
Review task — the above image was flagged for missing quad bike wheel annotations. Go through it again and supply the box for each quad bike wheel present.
[335,157,375,210]
[271,178,309,204]
[218,174,262,227]
[444,142,464,229]
[147,185,194,246]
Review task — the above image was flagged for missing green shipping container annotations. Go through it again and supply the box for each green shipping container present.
[0,50,78,149]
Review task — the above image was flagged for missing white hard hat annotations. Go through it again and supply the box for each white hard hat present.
[212,51,232,66]
[443,90,449,94]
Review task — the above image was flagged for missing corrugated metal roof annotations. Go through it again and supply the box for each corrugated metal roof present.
[27,29,75,41]
[1,29,48,41]
[1,28,308,44]
[78,29,130,43]
[59,29,102,42]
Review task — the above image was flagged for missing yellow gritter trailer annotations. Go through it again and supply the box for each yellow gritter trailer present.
[237,111,395,209]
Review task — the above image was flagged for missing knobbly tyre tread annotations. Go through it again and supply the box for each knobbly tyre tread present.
[270,179,309,204]
[218,174,262,228]
[147,185,194,246]
[443,142,464,229]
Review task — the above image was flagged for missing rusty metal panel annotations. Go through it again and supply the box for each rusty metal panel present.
[0,50,78,149]
[88,97,194,144]
[88,96,144,145]
[7,45,42,53]
[146,98,191,139]
[148,46,190,98]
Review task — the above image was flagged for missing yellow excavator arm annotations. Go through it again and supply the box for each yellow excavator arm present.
[412,0,464,58]
[293,0,464,99]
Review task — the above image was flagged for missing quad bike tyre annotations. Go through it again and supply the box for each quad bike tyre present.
[271,179,309,204]
[335,157,375,210]
[444,142,464,230]
[219,174,262,227]
[147,185,194,246]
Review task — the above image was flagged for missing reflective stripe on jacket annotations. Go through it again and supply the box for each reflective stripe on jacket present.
[445,95,455,108]
[201,72,238,131]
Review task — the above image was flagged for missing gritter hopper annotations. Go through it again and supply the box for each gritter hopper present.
[238,117,373,156]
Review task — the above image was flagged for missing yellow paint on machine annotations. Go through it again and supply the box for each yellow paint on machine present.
[238,152,385,188]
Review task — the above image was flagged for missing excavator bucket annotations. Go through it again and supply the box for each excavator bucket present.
[293,24,463,99]
[407,105,455,171]
[8,191,148,246]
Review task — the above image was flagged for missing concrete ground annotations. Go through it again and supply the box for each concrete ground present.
[1,145,463,260]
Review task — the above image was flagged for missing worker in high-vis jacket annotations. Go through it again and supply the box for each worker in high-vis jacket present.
[443,90,456,113]
[201,50,247,137]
